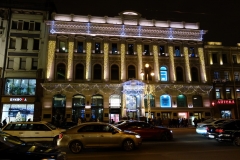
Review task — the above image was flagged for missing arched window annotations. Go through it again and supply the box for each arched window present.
[93,64,102,80]
[109,94,121,108]
[111,64,119,80]
[57,63,66,80]
[72,94,85,122]
[160,66,168,81]
[176,66,183,81]
[91,94,104,121]
[191,67,199,82]
[91,94,103,106]
[144,94,155,108]
[52,94,66,126]
[128,65,136,79]
[192,95,203,107]
[177,94,187,107]
[160,94,171,108]
[75,63,84,80]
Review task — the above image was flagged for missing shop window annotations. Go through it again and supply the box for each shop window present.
[1,104,34,123]
[175,46,181,57]
[215,89,221,99]
[176,67,183,81]
[126,95,137,110]
[93,64,102,80]
[221,110,231,119]
[192,95,203,107]
[143,45,149,55]
[75,63,84,80]
[7,57,14,69]
[177,94,187,107]
[144,94,155,108]
[111,64,119,80]
[112,43,118,54]
[33,39,39,50]
[162,112,170,119]
[160,95,171,108]
[160,66,168,81]
[56,63,66,80]
[52,94,66,126]
[72,94,85,122]
[109,94,121,108]
[5,78,36,95]
[222,54,228,64]
[91,94,103,106]
[127,65,136,79]
[9,38,16,49]
[191,67,199,82]
[128,44,134,55]
[159,46,165,56]
[212,53,218,64]
[21,38,28,50]
[95,42,101,54]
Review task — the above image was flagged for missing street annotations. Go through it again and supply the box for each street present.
[57,128,240,160]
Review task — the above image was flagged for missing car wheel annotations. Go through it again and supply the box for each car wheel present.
[69,141,83,153]
[233,137,240,146]
[160,132,171,141]
[122,139,134,151]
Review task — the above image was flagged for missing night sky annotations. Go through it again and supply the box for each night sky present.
[53,0,240,46]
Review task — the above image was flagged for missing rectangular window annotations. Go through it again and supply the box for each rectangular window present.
[159,46,165,56]
[9,38,16,49]
[7,57,14,69]
[33,39,39,50]
[128,44,134,55]
[175,46,181,57]
[77,42,83,53]
[112,43,118,54]
[224,71,229,80]
[59,41,67,53]
[95,42,100,53]
[232,55,237,64]
[214,71,219,79]
[189,47,195,57]
[226,89,231,99]
[144,45,149,55]
[29,21,34,31]
[212,53,218,63]
[35,22,41,31]
[222,54,227,64]
[18,20,23,30]
[237,89,240,99]
[216,89,221,99]
[23,21,29,30]
[11,21,18,29]
[21,38,28,49]
[32,58,38,70]
[234,72,239,81]
[20,58,26,69]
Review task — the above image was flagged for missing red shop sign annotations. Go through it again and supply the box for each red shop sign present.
[217,99,235,104]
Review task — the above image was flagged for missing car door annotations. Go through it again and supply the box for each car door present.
[98,124,121,147]
[134,122,156,139]
[77,125,100,147]
[31,124,53,142]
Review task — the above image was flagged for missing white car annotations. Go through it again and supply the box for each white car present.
[1,121,65,144]
[196,119,227,135]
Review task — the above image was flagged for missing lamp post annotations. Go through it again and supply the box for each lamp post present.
[141,63,154,119]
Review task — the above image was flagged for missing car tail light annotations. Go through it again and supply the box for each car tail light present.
[206,127,209,131]
[216,128,224,133]
[59,133,63,139]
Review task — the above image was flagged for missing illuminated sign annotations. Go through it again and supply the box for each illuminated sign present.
[10,98,27,102]
[217,99,235,104]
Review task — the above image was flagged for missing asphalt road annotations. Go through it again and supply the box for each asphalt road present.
[58,127,240,160]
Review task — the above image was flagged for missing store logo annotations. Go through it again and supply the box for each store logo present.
[217,99,235,104]
[10,98,27,102]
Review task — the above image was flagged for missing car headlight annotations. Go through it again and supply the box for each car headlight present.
[135,135,141,138]
[170,130,173,133]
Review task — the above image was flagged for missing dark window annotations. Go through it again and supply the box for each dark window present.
[176,67,183,81]
[111,65,119,80]
[212,53,218,63]
[232,55,237,64]
[29,21,34,31]
[75,63,84,80]
[159,46,165,56]
[21,38,28,49]
[189,47,195,57]
[11,21,18,29]
[18,20,23,30]
[128,65,136,79]
[191,67,199,82]
[20,58,26,69]
[214,72,219,79]
[112,43,118,54]
[23,21,29,30]
[93,64,102,80]
[175,46,181,57]
[128,44,134,55]
[222,54,227,64]
[9,38,16,49]
[95,43,101,54]
[144,45,149,55]
[33,39,39,50]
[77,42,83,53]
[32,58,38,70]
[57,63,66,79]
[35,22,41,31]
[7,57,14,69]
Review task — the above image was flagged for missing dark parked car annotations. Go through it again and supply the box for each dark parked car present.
[0,131,66,160]
[115,121,173,141]
[213,119,240,145]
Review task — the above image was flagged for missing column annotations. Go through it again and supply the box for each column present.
[67,35,74,81]
[137,43,143,80]
[153,44,160,82]
[46,35,56,81]
[85,39,92,81]
[122,94,127,117]
[103,39,109,81]
[120,41,126,81]
[198,47,207,82]
[168,45,176,82]
[184,47,191,82]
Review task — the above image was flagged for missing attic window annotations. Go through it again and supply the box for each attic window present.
[122,12,138,15]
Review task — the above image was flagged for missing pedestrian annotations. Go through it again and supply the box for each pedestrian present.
[2,119,7,127]
[111,119,114,124]
[193,118,198,127]
[27,118,31,122]
[77,118,82,125]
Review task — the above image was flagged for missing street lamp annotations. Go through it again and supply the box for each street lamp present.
[141,63,154,119]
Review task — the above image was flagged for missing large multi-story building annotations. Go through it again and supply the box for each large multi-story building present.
[0,0,54,123]
[39,11,213,125]
[204,42,240,119]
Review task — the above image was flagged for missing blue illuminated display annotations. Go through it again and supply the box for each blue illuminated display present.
[160,95,171,108]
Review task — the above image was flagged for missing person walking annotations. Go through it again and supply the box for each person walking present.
[77,117,82,125]
[2,119,7,127]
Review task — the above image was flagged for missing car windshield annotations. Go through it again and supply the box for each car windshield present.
[0,131,24,147]
[45,123,57,130]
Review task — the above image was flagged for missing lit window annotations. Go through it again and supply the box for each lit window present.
[160,66,168,81]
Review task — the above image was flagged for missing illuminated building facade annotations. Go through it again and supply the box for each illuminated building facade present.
[42,11,213,124]
[205,42,240,119]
